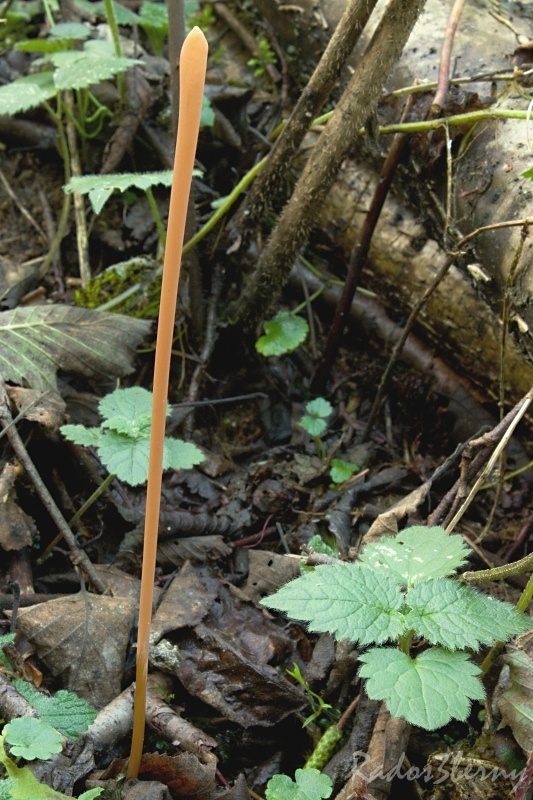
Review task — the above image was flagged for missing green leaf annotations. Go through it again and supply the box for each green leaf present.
[329,459,359,484]
[201,94,215,128]
[78,790,104,800]
[306,534,337,558]
[255,312,309,356]
[92,0,140,24]
[0,306,149,391]
[0,72,57,115]
[266,769,333,800]
[65,171,173,214]
[50,21,91,39]
[360,525,470,586]
[99,386,155,419]
[164,437,205,470]
[48,49,139,91]
[61,424,103,448]
[260,564,406,645]
[95,430,150,485]
[358,647,485,730]
[0,779,16,800]
[405,579,532,650]
[140,0,168,28]
[522,167,533,180]
[4,717,64,761]
[13,681,96,740]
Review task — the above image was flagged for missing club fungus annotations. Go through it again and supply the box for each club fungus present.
[127,26,208,779]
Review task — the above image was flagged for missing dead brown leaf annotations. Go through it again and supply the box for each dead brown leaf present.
[15,592,135,707]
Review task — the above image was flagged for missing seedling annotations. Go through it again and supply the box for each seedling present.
[248,34,276,78]
[299,398,332,460]
[261,526,532,730]
[61,386,204,488]
[256,311,309,356]
[329,458,360,485]
[286,663,334,728]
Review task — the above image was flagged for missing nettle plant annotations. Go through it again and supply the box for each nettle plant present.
[61,386,204,488]
[0,634,101,799]
[262,526,532,730]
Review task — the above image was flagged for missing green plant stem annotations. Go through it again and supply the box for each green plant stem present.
[313,435,325,461]
[145,187,166,253]
[182,155,267,254]
[103,0,125,101]
[292,287,325,316]
[461,552,533,584]
[68,473,116,528]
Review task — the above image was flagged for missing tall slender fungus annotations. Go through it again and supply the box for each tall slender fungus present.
[127,26,208,780]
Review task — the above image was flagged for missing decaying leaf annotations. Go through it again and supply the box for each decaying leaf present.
[240,550,301,604]
[6,387,66,433]
[151,561,217,642]
[498,645,533,754]
[0,463,36,551]
[0,306,150,390]
[363,481,432,542]
[15,593,135,708]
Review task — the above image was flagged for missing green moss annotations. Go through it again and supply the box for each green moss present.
[74,257,162,318]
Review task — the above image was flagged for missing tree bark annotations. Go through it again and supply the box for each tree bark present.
[231,0,427,333]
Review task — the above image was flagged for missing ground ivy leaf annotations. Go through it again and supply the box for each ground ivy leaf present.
[358,647,485,730]
[266,768,332,800]
[360,526,470,586]
[260,564,406,645]
[405,579,532,650]
[4,717,64,760]
[256,312,309,356]
[13,681,96,740]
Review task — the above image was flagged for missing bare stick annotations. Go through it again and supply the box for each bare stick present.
[431,0,465,115]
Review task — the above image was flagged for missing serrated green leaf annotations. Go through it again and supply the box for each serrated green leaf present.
[50,50,139,90]
[305,398,333,418]
[360,526,470,585]
[98,386,160,424]
[260,564,406,645]
[164,437,205,470]
[95,430,150,485]
[4,717,64,760]
[65,171,173,214]
[266,769,332,800]
[61,424,103,448]
[256,312,309,356]
[405,579,532,650]
[13,681,96,740]
[358,647,485,730]
[329,459,359,484]
[306,534,337,558]
[0,306,150,391]
[0,779,16,800]
[300,415,327,437]
[139,0,168,30]
[0,72,57,115]
[103,414,153,438]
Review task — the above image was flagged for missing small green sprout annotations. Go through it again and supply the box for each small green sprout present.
[248,34,276,77]
[62,386,204,488]
[299,398,332,459]
[286,663,334,728]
